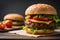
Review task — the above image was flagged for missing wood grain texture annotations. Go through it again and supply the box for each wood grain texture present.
[0,33,60,40]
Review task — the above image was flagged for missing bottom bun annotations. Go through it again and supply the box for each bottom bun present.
[25,28,54,34]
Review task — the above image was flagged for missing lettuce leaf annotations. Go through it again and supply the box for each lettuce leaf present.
[30,28,37,34]
[56,19,60,26]
[22,26,37,34]
[22,26,27,30]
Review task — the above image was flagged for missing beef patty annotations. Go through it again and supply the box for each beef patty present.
[25,20,56,29]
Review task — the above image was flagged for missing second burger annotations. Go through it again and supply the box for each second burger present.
[3,13,24,26]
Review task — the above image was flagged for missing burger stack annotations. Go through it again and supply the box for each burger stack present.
[23,4,59,34]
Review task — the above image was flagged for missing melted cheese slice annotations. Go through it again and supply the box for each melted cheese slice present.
[27,19,52,25]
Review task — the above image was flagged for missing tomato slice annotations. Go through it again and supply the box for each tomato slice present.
[32,17,51,21]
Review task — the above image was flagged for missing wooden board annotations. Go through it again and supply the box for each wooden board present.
[0,26,22,32]
[8,30,60,37]
[0,33,60,40]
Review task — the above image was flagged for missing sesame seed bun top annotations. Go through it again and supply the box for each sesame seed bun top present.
[25,4,57,15]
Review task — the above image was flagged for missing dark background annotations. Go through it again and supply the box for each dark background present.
[0,0,60,21]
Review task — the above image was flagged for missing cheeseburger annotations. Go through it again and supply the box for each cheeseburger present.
[4,13,24,26]
[23,4,58,34]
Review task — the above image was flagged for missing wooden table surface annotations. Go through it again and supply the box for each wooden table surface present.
[0,32,59,40]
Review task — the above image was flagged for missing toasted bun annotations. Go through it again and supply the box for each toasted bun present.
[25,4,57,15]
[25,28,54,34]
[4,13,24,21]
